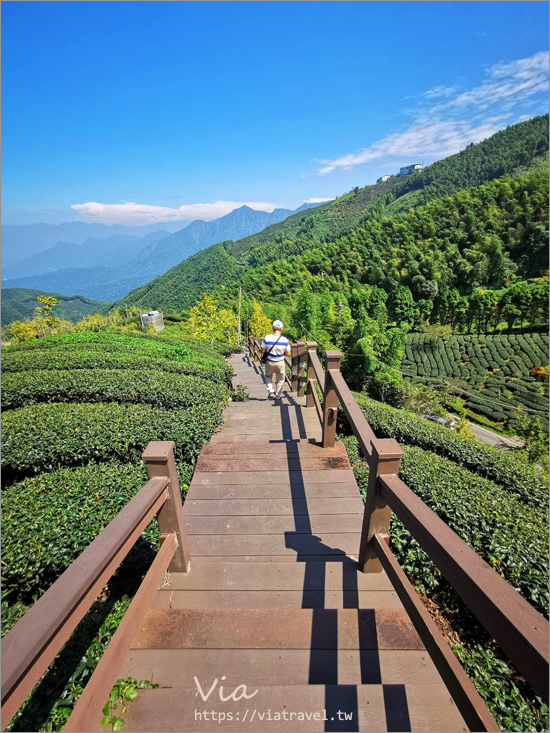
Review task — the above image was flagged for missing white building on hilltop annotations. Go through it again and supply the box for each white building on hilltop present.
[399,164,423,176]
[377,175,391,183]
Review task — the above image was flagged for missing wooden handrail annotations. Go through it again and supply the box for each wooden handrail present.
[1,441,190,730]
[300,341,549,703]
[380,473,549,700]
[330,369,377,460]
[373,534,500,732]
[308,349,326,392]
[64,534,178,732]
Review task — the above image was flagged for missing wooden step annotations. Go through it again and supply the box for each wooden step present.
[201,442,343,456]
[195,456,351,473]
[131,608,424,651]
[123,648,441,687]
[119,684,468,732]
[187,532,361,558]
[158,562,395,592]
[190,469,357,486]
[184,498,364,516]
[151,589,403,610]
[185,514,363,535]
[186,482,361,500]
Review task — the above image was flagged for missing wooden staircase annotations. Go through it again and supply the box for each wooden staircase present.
[5,344,547,733]
[114,353,468,732]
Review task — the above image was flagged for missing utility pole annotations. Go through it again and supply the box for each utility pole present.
[237,286,242,344]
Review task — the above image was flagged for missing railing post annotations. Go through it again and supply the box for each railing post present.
[322,350,341,448]
[297,341,307,398]
[291,343,299,392]
[142,441,191,573]
[306,342,317,408]
[358,438,403,573]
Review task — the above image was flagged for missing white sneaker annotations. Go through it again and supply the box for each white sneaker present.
[268,393,276,399]
[274,393,282,400]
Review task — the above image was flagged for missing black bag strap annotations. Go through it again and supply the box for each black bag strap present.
[266,334,282,356]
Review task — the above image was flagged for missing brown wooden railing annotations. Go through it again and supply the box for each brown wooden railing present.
[248,336,549,718]
[1,441,189,732]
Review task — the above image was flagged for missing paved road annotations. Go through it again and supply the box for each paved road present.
[447,414,524,449]
[469,423,524,449]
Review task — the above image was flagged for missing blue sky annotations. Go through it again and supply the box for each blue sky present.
[2,1,548,226]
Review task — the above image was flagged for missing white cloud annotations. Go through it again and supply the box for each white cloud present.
[306,197,334,203]
[447,51,549,111]
[318,50,549,175]
[318,119,503,174]
[71,200,278,226]
[421,85,458,100]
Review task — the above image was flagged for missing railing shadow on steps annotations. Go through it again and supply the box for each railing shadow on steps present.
[247,335,549,732]
[1,441,190,733]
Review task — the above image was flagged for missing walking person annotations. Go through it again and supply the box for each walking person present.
[261,320,291,400]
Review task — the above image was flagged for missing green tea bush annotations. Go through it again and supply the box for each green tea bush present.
[3,332,233,383]
[402,332,549,429]
[2,348,231,384]
[2,402,223,482]
[2,369,227,411]
[1,461,163,604]
[353,393,548,504]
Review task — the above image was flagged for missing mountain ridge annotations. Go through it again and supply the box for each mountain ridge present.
[2,203,323,301]
[114,115,549,314]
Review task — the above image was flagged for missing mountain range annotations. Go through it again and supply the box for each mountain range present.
[1,203,321,302]
[114,115,549,315]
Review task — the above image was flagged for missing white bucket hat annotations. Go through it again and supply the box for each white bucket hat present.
[272,320,283,329]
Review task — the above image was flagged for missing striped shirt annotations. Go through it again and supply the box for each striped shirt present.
[261,334,290,362]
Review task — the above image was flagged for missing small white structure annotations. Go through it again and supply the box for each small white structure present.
[139,310,164,332]
[377,175,391,183]
[399,164,423,176]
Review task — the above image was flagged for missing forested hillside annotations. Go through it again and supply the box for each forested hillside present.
[117,115,549,314]
[1,288,108,326]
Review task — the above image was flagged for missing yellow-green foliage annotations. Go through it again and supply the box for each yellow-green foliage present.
[248,298,271,338]
[184,292,238,343]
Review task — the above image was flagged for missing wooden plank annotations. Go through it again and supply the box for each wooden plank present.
[188,554,358,564]
[373,534,500,732]
[64,534,177,733]
[120,685,388,733]
[151,589,403,610]
[188,533,360,557]
[190,469,357,486]
[195,456,351,473]
[201,442,344,455]
[131,608,423,650]
[163,563,395,591]
[1,476,168,730]
[184,498,364,516]
[210,434,320,444]
[185,483,360,500]
[381,475,550,702]
[123,648,440,687]
[405,684,469,733]
[185,514,363,535]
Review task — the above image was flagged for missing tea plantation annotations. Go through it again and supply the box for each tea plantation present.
[402,332,549,432]
[1,331,233,731]
[346,393,549,731]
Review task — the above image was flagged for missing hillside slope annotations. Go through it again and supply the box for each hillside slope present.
[117,115,549,313]
[1,288,108,326]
